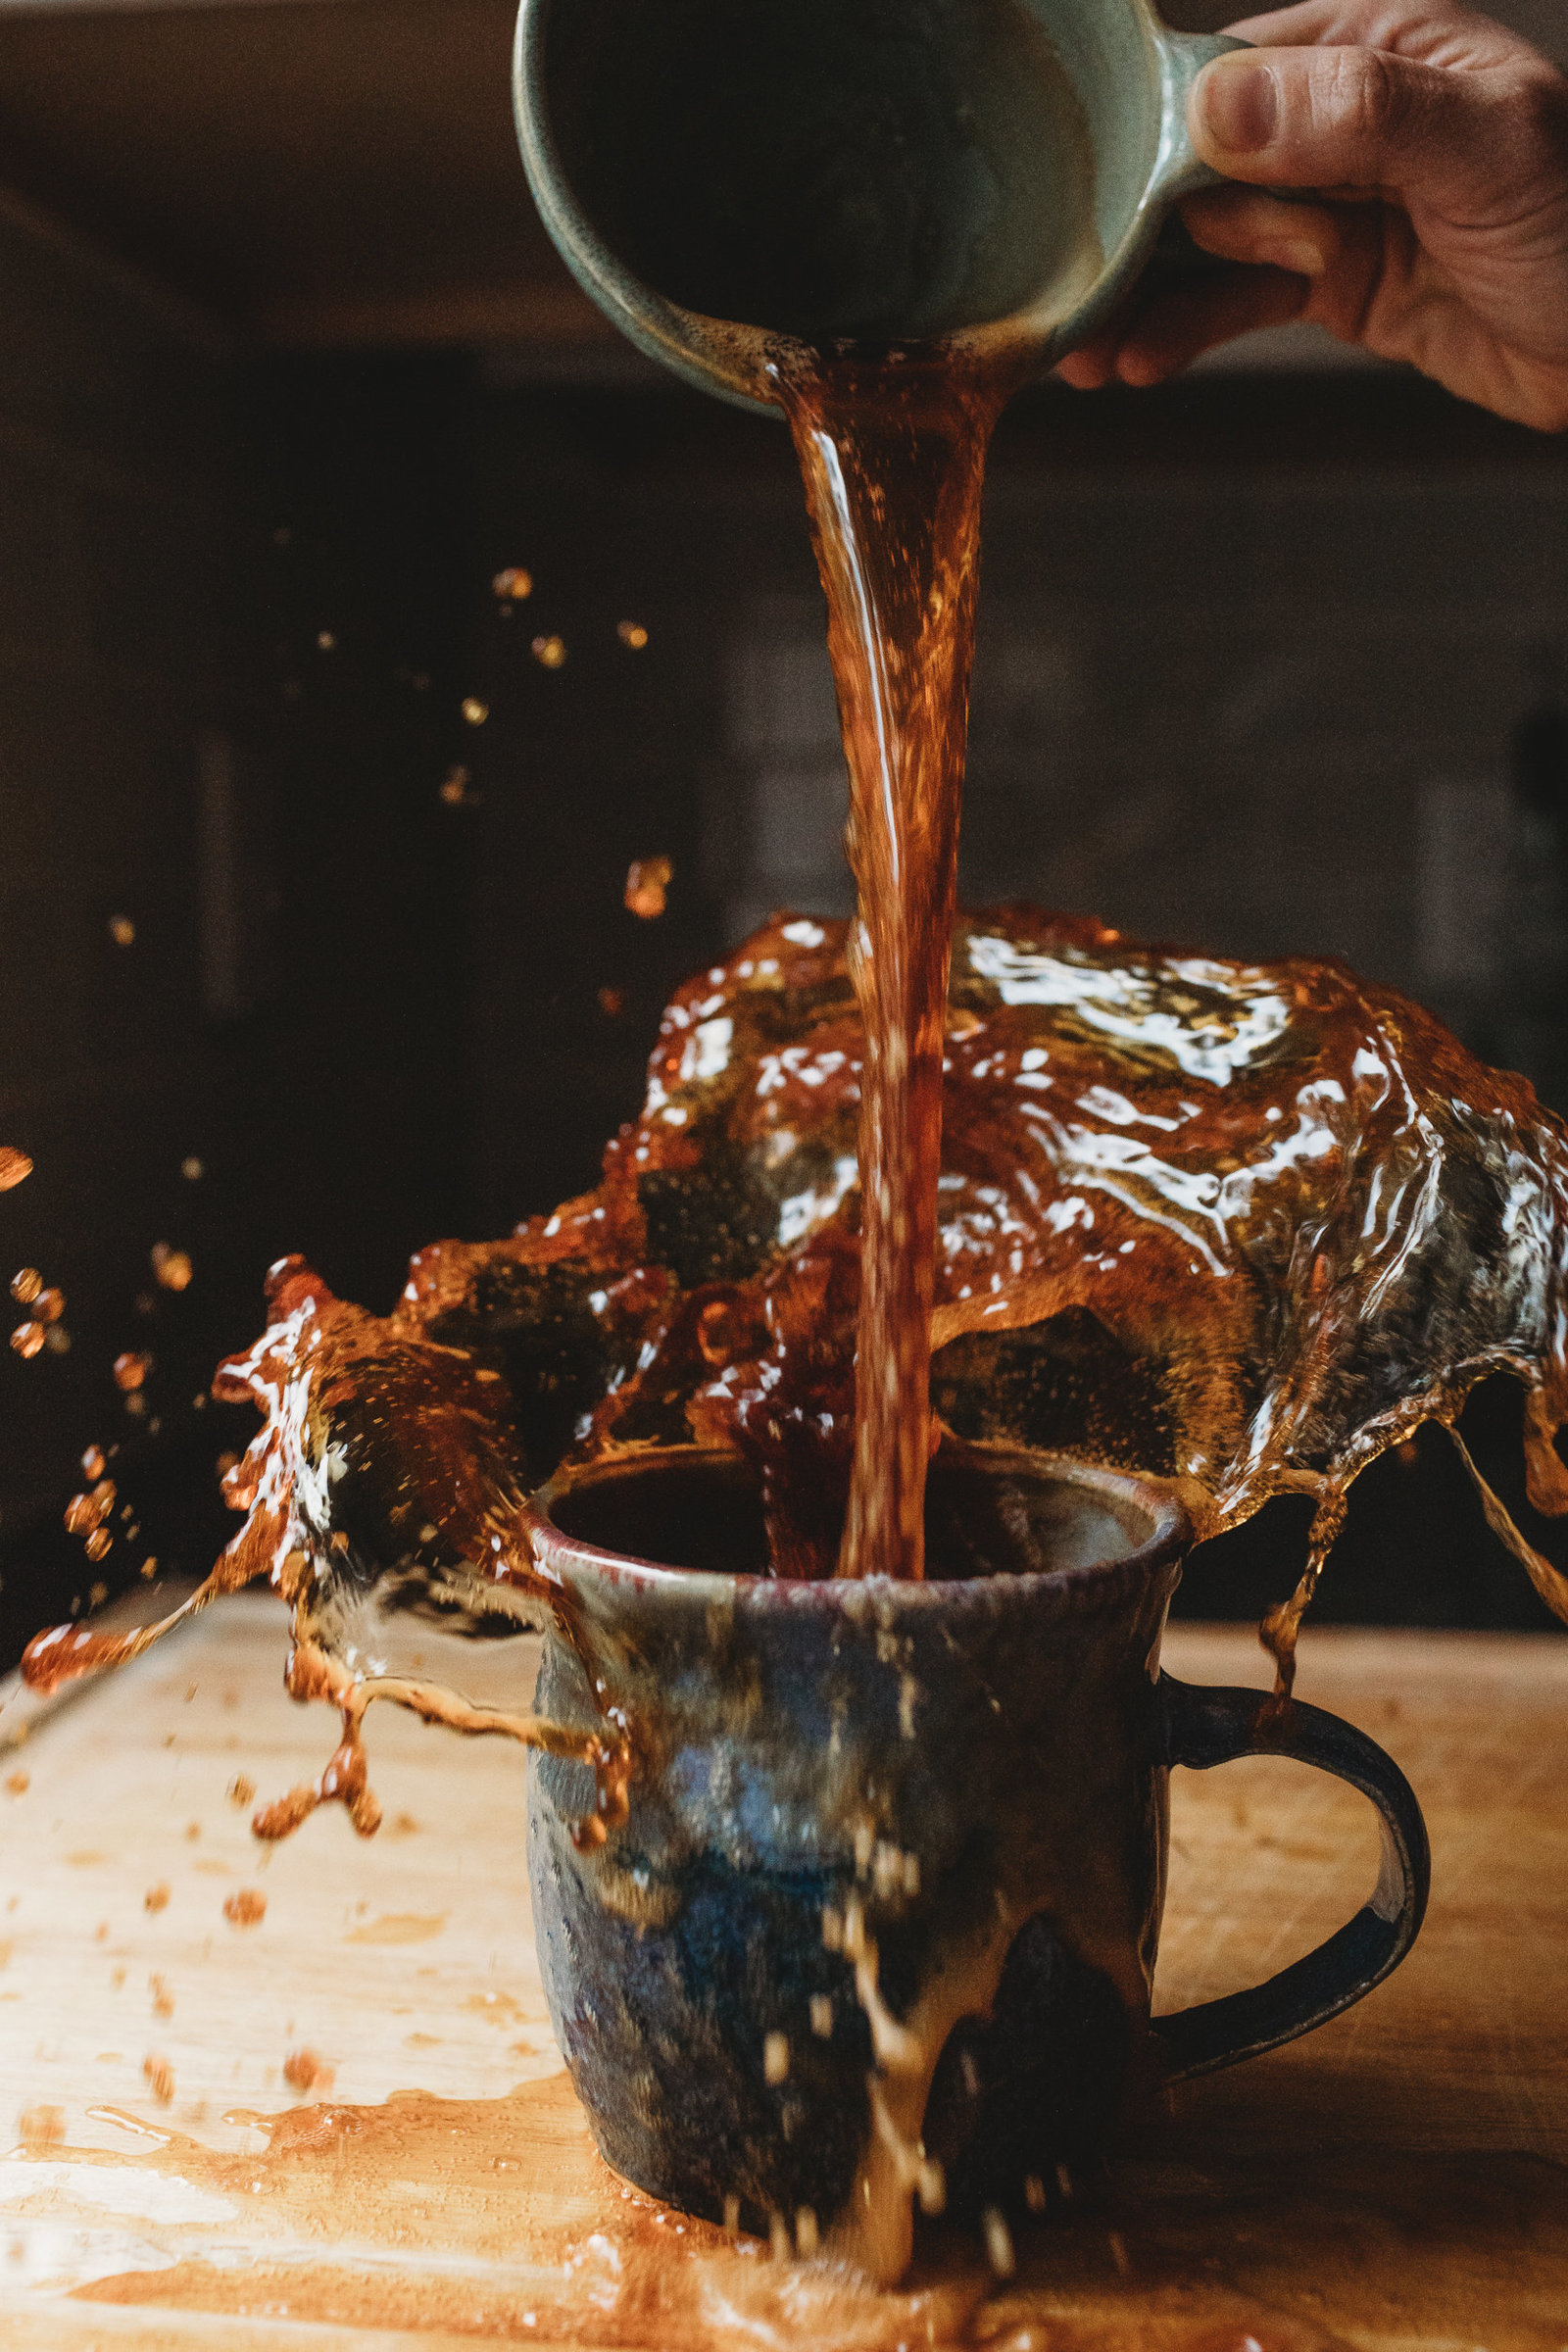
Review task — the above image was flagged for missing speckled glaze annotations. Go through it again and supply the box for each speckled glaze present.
[523,1446,1428,2273]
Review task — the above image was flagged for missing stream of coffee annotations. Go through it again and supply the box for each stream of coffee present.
[769,348,1018,1580]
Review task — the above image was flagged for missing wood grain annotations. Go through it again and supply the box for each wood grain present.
[1,1602,1564,2348]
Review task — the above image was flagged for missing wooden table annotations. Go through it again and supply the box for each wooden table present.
[1,1601,1564,2350]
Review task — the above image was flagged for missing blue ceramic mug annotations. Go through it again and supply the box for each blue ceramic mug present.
[523,1443,1429,2283]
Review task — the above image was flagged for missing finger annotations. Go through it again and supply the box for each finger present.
[1190,43,1544,219]
[1221,3,1528,72]
[1180,185,1346,276]
[1180,186,1389,344]
[1054,332,1125,389]
[1104,267,1310,387]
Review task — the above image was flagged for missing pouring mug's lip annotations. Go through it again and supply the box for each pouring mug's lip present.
[521,1439,1192,1613]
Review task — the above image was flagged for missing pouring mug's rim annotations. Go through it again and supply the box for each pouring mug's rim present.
[521,1439,1193,1620]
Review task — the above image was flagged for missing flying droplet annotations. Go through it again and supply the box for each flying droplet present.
[151,1245,192,1293]
[10,1323,43,1359]
[10,1269,40,1304]
[65,1482,115,1535]
[109,915,135,948]
[531,635,566,670]
[114,1350,151,1392]
[462,697,488,726]
[181,1155,204,1182]
[439,764,470,807]
[32,1287,64,1325]
[492,566,533,601]
[43,1325,70,1355]
[84,1530,111,1563]
[616,621,649,650]
[598,984,624,1018]
[625,856,672,919]
[0,1149,33,1191]
[81,1445,105,1480]
[317,630,336,652]
[142,2056,175,2106]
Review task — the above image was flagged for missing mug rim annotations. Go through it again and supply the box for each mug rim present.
[522,1439,1192,1617]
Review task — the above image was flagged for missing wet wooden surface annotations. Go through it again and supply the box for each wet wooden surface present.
[0,1599,1565,2349]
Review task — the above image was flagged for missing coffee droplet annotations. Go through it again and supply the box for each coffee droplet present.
[282,2047,334,2095]
[0,1149,32,1191]
[616,620,649,650]
[10,1322,43,1359]
[625,856,672,919]
[439,764,470,807]
[144,1883,171,1913]
[530,635,566,670]
[109,914,135,947]
[222,1888,267,1929]
[983,2207,1015,2278]
[763,2031,790,2085]
[597,984,624,1018]
[10,1268,40,1305]
[151,1244,193,1292]
[142,2055,175,2105]
[88,1579,108,1605]
[461,697,488,725]
[32,1287,64,1325]
[492,566,532,601]
[180,1155,204,1182]
[114,1351,151,1392]
[316,629,336,652]
[84,1530,111,1564]
[226,1775,256,1807]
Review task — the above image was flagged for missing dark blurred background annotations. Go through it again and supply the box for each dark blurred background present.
[2,0,1568,1663]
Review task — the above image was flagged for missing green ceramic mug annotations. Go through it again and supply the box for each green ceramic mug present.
[513,0,1244,410]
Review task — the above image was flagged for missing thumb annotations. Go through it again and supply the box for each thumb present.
[1190,44,1518,215]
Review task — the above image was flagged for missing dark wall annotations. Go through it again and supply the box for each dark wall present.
[0,200,477,1641]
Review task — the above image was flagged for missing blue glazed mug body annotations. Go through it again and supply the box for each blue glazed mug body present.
[522,1445,1430,2282]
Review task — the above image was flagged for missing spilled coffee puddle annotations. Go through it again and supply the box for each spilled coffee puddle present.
[22,2084,1566,2347]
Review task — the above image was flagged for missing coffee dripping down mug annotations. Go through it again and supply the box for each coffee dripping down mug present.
[513,0,1247,408]
[523,1444,1429,2284]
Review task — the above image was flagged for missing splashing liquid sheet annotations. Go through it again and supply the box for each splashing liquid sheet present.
[24,907,1568,1742]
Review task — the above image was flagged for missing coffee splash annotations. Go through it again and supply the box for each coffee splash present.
[24,906,1568,1788]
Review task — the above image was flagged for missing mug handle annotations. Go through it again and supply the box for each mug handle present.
[1152,31,1253,203]
[1149,1675,1432,2082]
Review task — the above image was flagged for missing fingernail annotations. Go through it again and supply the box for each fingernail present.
[1197,56,1280,154]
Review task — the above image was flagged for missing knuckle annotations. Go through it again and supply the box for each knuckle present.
[1319,48,1406,148]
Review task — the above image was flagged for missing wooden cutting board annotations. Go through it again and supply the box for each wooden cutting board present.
[1,1600,1565,2351]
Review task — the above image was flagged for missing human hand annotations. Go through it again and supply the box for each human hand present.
[1056,2,1568,428]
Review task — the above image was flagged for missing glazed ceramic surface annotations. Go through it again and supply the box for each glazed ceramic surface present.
[523,1446,1429,2278]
